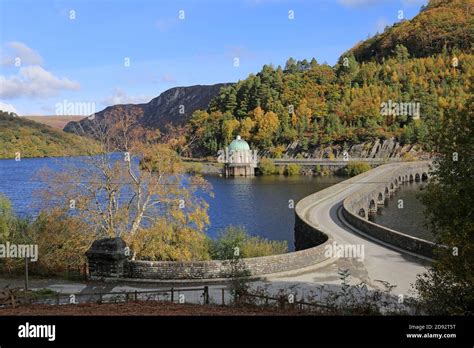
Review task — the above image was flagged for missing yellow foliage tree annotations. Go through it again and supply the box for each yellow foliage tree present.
[222,118,241,145]
[239,117,256,140]
[255,111,280,147]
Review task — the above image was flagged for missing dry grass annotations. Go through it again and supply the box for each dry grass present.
[23,116,86,130]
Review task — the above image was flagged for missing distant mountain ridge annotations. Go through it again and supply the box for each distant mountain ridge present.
[64,83,229,134]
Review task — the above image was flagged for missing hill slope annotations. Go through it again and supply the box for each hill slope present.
[63,84,229,135]
[0,111,98,159]
[23,116,86,130]
[346,0,473,62]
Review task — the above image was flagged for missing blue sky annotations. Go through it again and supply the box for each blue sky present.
[0,0,427,115]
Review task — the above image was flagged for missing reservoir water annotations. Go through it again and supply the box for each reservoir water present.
[0,157,432,250]
[372,181,434,242]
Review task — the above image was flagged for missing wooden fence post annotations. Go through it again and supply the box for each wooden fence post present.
[24,256,29,291]
[171,288,174,303]
[203,286,209,305]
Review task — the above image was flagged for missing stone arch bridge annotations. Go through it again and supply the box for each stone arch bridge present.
[293,161,436,294]
[343,162,431,220]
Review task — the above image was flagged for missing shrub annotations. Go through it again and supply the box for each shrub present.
[344,161,372,177]
[402,152,417,161]
[269,145,286,159]
[125,219,211,261]
[210,226,287,260]
[28,209,95,275]
[314,164,322,175]
[0,203,95,276]
[184,161,203,174]
[0,194,14,242]
[259,158,278,175]
[285,164,301,176]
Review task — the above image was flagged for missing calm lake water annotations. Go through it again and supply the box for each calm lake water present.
[0,156,432,250]
[372,181,434,242]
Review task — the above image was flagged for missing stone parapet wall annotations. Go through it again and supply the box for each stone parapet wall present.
[124,240,330,280]
[341,207,438,258]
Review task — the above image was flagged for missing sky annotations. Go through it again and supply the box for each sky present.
[0,0,427,116]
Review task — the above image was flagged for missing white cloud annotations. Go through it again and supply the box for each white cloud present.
[102,88,153,106]
[160,74,176,83]
[0,65,80,99]
[0,101,19,114]
[1,41,44,66]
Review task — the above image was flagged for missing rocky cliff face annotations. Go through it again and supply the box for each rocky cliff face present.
[283,138,430,160]
[64,83,228,134]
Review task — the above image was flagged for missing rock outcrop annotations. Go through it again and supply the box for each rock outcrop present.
[283,138,430,160]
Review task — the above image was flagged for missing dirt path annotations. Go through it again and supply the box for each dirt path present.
[0,301,307,316]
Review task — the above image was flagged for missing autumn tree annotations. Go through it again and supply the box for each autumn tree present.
[416,95,474,314]
[255,110,280,147]
[239,117,255,140]
[38,110,212,261]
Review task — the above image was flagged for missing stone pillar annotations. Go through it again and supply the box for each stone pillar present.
[85,238,130,279]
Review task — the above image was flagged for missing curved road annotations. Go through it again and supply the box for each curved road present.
[267,163,429,297]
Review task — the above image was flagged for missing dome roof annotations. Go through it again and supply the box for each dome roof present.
[228,135,250,151]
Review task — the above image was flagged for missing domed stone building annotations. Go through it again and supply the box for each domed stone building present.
[220,135,258,177]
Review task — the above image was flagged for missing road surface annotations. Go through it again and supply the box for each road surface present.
[265,163,429,297]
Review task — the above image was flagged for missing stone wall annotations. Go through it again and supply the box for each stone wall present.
[87,235,332,280]
[123,243,330,280]
[294,212,328,250]
[86,238,129,278]
[341,207,438,258]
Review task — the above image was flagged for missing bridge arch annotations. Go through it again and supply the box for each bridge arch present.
[369,199,377,211]
[422,172,428,181]
[358,208,367,219]
[415,173,421,182]
[409,174,414,182]
[377,192,384,204]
